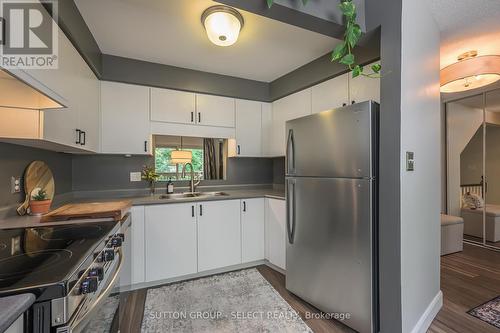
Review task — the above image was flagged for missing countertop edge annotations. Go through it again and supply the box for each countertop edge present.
[0,190,285,229]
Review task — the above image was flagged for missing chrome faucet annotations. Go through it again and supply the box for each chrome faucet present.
[182,162,201,193]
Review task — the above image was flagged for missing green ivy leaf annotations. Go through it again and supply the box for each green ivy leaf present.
[339,1,355,19]
[340,53,355,66]
[267,0,274,8]
[352,65,363,78]
[346,23,362,48]
[371,63,382,73]
[331,42,347,61]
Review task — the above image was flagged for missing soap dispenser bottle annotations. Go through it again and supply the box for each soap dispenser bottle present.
[167,178,174,194]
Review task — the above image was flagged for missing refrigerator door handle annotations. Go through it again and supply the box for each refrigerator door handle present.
[287,179,296,244]
[287,129,295,175]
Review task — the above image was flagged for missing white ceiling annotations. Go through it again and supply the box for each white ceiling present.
[428,0,500,68]
[75,0,340,82]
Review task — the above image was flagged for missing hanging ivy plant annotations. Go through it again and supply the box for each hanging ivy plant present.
[267,0,381,78]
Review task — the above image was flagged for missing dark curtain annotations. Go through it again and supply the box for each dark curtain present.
[203,138,217,179]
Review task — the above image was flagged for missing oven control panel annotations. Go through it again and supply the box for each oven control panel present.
[51,216,130,330]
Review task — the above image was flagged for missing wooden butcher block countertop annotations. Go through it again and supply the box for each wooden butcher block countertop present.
[41,200,132,222]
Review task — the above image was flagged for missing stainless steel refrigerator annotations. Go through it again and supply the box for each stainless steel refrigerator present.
[285,101,379,333]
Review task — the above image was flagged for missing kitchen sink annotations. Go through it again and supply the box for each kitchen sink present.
[159,192,229,200]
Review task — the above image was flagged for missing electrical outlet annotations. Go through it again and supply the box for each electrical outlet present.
[130,172,142,182]
[10,176,21,194]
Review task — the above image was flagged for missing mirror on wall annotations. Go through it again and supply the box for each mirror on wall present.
[153,135,227,181]
[485,89,500,248]
[446,94,485,246]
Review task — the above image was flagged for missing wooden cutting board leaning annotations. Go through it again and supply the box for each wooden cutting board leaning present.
[17,161,55,216]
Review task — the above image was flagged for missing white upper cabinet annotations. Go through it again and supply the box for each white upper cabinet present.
[241,198,265,263]
[145,203,198,282]
[10,15,100,152]
[261,103,273,157]
[196,94,235,128]
[312,73,349,113]
[235,99,262,157]
[151,88,196,125]
[101,81,151,155]
[42,103,79,149]
[349,62,381,104]
[197,200,241,272]
[75,64,100,152]
[271,89,312,156]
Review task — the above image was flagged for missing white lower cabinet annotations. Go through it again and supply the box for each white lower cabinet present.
[133,197,283,286]
[241,198,265,262]
[265,198,287,270]
[145,203,198,282]
[197,200,241,272]
[130,206,145,285]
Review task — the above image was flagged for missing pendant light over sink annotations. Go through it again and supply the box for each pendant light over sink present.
[201,5,244,47]
[170,137,192,165]
[440,51,500,93]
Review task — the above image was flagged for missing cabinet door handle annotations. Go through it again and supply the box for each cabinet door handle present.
[243,201,246,212]
[198,112,201,123]
[191,205,195,217]
[351,100,355,105]
[199,204,203,216]
[75,129,81,144]
[81,131,86,146]
[237,145,241,155]
[144,141,148,152]
[342,103,347,107]
[191,112,194,123]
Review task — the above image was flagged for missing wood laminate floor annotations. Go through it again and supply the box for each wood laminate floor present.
[119,244,500,333]
[428,244,500,333]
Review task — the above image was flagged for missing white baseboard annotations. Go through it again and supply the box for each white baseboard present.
[410,290,443,333]
[122,260,268,292]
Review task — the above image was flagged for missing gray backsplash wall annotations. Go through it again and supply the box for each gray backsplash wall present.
[0,142,282,208]
[72,154,276,191]
[273,157,285,185]
[0,143,72,207]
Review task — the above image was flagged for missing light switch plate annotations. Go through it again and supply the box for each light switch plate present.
[130,172,142,182]
[406,151,415,171]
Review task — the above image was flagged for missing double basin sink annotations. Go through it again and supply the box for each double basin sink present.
[159,192,229,200]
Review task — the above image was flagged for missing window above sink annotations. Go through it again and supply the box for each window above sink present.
[153,135,227,181]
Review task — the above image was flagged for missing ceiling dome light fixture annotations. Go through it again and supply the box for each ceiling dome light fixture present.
[440,51,500,93]
[202,5,244,47]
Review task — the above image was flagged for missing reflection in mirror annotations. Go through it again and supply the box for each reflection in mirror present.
[485,89,500,248]
[153,135,227,181]
[446,94,485,245]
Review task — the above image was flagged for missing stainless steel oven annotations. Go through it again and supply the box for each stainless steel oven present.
[52,214,131,333]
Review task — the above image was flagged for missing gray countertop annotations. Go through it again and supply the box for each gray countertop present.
[0,294,35,333]
[0,188,284,229]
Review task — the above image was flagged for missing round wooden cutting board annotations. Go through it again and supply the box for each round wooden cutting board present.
[17,161,55,215]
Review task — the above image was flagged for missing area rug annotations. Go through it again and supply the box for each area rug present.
[467,295,500,329]
[140,268,312,333]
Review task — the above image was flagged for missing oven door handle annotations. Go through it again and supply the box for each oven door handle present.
[66,248,124,332]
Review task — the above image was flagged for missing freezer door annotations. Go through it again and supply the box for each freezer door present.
[286,177,376,333]
[285,101,378,178]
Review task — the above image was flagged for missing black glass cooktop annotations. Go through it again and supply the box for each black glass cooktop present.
[0,222,117,297]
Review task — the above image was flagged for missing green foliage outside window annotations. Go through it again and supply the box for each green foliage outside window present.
[155,147,204,180]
